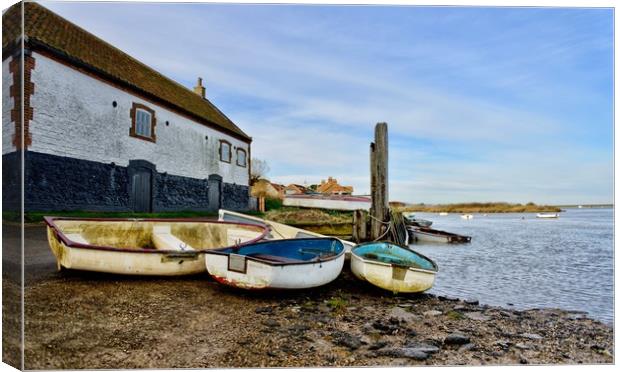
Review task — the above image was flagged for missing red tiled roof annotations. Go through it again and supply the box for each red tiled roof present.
[2,2,251,142]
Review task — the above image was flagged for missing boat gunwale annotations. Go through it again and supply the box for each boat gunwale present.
[204,237,346,267]
[43,216,271,254]
[409,226,471,240]
[350,241,438,273]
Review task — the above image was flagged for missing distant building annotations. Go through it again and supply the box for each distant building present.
[284,184,308,195]
[251,179,285,199]
[2,3,252,212]
[316,177,353,195]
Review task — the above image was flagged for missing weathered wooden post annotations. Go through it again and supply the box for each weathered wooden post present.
[369,122,389,240]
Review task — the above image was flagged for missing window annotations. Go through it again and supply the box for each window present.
[130,103,156,142]
[219,140,231,163]
[236,148,247,167]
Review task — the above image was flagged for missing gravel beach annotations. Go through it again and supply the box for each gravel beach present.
[2,225,614,368]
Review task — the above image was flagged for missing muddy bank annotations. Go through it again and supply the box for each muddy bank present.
[19,268,613,369]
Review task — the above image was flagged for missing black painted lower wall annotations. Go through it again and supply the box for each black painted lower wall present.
[2,151,249,212]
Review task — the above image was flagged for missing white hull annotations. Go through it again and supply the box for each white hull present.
[47,227,206,275]
[439,212,449,216]
[218,209,356,258]
[461,214,474,220]
[350,253,436,293]
[205,251,345,289]
[410,229,451,243]
[537,213,559,219]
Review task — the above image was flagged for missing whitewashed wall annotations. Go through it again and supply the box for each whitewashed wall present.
[283,196,371,211]
[2,58,14,154]
[28,52,250,185]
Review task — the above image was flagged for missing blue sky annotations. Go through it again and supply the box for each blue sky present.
[43,1,613,204]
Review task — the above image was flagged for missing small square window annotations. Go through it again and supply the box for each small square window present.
[236,148,247,167]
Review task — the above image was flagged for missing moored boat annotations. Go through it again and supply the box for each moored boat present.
[461,214,474,220]
[407,226,472,244]
[439,212,449,216]
[44,216,269,275]
[536,213,559,219]
[402,212,433,227]
[218,209,356,258]
[205,238,345,289]
[350,242,438,293]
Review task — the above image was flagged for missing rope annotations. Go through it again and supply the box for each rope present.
[368,214,391,225]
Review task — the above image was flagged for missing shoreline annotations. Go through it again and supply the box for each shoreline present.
[6,266,613,368]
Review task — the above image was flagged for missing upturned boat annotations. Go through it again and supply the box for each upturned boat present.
[407,226,472,244]
[350,242,438,293]
[204,237,345,290]
[536,213,559,219]
[44,216,269,275]
[218,209,356,258]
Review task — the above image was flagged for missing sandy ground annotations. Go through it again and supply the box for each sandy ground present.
[2,224,614,369]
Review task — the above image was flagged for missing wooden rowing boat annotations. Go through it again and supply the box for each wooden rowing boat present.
[218,209,356,258]
[350,242,437,293]
[44,217,269,275]
[205,238,345,290]
[407,226,472,244]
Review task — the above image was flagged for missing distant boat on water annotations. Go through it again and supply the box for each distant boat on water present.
[461,214,474,220]
[537,213,559,219]
[439,212,449,216]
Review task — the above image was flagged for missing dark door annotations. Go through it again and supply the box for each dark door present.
[132,169,152,212]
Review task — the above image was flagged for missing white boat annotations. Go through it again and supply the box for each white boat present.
[408,226,472,244]
[350,242,437,293]
[439,212,449,216]
[205,238,345,290]
[536,213,559,219]
[44,216,268,275]
[218,209,356,258]
[461,214,474,220]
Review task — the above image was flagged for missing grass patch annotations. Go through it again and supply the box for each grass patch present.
[265,207,353,225]
[4,210,218,223]
[395,202,562,214]
[325,296,348,313]
[446,310,465,320]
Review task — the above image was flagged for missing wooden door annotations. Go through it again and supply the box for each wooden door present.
[132,169,152,212]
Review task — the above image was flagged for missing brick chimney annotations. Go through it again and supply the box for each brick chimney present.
[193,77,206,99]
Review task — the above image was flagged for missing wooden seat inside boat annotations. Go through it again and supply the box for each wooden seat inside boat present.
[64,233,89,245]
[152,225,195,251]
[247,253,306,264]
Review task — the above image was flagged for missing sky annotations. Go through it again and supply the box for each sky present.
[42,1,613,205]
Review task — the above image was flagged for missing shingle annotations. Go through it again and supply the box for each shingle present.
[2,2,251,141]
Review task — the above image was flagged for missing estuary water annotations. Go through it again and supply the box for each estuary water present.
[409,208,614,324]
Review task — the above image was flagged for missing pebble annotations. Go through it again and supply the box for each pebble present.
[262,319,280,327]
[331,331,362,350]
[368,341,388,350]
[255,306,273,314]
[444,333,471,345]
[376,347,430,360]
[514,343,531,350]
[465,299,479,305]
[404,342,440,354]
[465,312,491,321]
[520,333,543,340]
[458,343,476,352]
[423,310,442,317]
[389,307,419,322]
[439,295,460,302]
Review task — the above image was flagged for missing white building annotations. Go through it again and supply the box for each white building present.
[2,2,252,212]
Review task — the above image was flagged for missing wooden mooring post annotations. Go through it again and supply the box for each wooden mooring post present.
[369,122,389,241]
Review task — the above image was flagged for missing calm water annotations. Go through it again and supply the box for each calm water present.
[409,208,614,324]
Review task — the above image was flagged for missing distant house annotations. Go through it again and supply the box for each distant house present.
[284,184,308,195]
[2,3,252,212]
[316,177,353,195]
[251,179,285,199]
